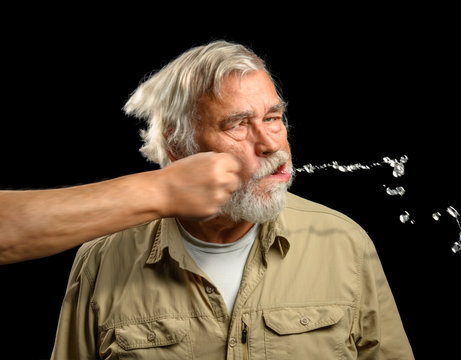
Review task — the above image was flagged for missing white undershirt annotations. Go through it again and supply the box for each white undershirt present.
[178,221,259,313]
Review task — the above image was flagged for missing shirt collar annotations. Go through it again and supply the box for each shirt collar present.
[146,214,291,266]
[259,213,290,261]
[145,218,177,265]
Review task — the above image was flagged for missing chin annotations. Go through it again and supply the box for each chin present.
[219,183,289,224]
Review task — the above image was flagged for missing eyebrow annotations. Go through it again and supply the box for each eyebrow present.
[267,101,286,114]
[218,101,286,130]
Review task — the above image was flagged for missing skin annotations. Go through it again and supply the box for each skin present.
[178,69,292,244]
[0,152,240,264]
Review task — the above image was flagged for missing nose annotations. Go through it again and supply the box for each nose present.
[252,122,281,157]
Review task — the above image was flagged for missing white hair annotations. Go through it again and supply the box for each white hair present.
[123,40,274,167]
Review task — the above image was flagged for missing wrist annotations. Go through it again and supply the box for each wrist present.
[117,169,171,221]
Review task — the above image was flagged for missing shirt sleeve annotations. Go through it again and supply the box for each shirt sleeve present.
[354,235,415,360]
[51,245,98,360]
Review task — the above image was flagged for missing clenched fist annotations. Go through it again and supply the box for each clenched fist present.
[156,152,241,220]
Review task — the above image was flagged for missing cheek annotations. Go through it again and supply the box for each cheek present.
[280,127,291,152]
[280,125,290,144]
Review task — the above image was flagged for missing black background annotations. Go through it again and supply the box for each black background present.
[1,9,459,359]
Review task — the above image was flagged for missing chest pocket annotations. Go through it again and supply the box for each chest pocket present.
[114,318,191,359]
[262,305,345,360]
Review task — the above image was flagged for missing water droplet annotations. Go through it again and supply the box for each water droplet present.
[451,240,461,254]
[432,212,442,221]
[386,186,406,196]
[295,155,406,176]
[446,206,459,219]
[302,164,315,173]
[381,156,407,177]
[400,211,410,224]
[399,211,415,224]
[392,163,405,178]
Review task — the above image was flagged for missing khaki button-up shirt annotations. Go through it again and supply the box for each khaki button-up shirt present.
[52,193,414,359]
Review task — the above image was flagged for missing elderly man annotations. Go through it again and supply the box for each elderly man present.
[52,41,414,359]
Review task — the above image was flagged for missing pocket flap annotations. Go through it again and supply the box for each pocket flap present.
[115,318,188,350]
[263,305,344,335]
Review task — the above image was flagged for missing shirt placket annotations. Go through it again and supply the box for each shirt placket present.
[226,241,267,360]
[201,277,229,319]
[163,221,232,356]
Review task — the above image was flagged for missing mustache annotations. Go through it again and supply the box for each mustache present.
[252,151,292,180]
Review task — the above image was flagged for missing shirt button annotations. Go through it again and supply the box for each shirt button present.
[300,317,310,326]
[205,285,215,294]
[229,337,237,347]
[147,332,156,341]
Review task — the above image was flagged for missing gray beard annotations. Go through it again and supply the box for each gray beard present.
[219,180,291,223]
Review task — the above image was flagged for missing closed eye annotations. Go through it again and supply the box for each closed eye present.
[264,116,281,123]
[219,112,253,131]
[229,119,249,129]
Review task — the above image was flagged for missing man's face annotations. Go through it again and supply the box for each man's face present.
[194,70,293,222]
[195,70,292,189]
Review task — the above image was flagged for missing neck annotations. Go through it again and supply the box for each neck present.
[177,215,255,244]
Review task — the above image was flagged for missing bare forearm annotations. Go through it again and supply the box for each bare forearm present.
[0,174,163,264]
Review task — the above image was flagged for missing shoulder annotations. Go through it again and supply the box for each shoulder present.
[283,192,372,250]
[74,219,162,271]
[285,192,363,228]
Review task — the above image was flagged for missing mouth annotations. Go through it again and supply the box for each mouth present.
[251,151,293,184]
[266,163,292,181]
[271,164,286,175]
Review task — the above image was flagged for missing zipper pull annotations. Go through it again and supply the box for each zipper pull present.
[241,323,248,344]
